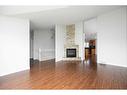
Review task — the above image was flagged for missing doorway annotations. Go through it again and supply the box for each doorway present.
[84,33,97,64]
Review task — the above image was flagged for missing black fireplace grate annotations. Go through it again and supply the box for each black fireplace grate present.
[66,49,76,57]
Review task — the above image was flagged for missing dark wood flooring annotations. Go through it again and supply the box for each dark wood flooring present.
[0,55,127,89]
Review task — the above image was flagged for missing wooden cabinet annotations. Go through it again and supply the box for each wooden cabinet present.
[91,49,95,55]
[85,48,89,57]
[89,40,96,55]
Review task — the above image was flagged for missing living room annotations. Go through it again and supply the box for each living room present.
[0,6,127,89]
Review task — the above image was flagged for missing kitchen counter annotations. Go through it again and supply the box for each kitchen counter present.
[85,47,95,49]
[85,47,96,55]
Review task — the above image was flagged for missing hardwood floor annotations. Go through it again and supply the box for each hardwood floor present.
[0,56,127,89]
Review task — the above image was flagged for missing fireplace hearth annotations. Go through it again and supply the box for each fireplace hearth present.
[66,49,76,57]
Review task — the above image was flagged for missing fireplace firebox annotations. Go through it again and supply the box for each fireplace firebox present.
[66,49,76,57]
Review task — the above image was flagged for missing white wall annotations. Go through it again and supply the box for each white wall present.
[75,22,84,60]
[97,7,127,67]
[55,25,66,62]
[84,18,97,33]
[84,18,97,42]
[33,29,55,61]
[0,15,29,76]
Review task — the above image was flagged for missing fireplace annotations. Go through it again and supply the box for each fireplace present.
[66,49,76,57]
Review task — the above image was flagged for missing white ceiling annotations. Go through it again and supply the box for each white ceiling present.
[0,6,122,30]
[0,6,69,15]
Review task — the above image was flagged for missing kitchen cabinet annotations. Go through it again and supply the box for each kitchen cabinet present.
[91,48,95,55]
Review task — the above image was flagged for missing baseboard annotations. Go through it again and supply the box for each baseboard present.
[41,58,55,61]
[0,67,30,77]
[32,58,55,62]
[98,63,127,68]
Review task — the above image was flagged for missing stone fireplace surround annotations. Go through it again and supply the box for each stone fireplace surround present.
[63,24,81,61]
[64,44,79,58]
[63,44,81,61]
